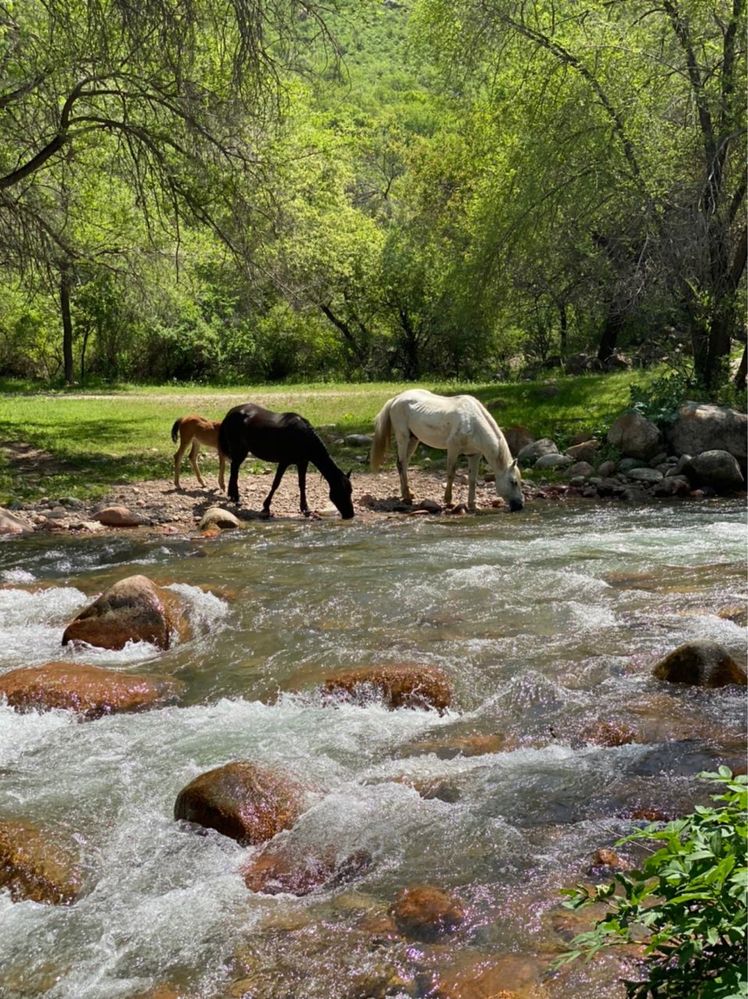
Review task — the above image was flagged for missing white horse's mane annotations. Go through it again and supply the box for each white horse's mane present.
[465,396,513,470]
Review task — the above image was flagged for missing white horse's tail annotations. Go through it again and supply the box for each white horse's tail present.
[370,398,393,471]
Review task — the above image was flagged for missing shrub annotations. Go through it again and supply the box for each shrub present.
[557,768,747,999]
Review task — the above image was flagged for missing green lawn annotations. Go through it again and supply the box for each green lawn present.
[0,371,656,503]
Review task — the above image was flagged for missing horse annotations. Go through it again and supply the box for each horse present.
[218,403,355,519]
[171,414,226,491]
[370,389,524,512]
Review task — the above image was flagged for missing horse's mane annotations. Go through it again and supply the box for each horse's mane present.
[471,397,513,468]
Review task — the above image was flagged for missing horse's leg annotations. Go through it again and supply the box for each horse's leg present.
[262,462,289,517]
[467,454,480,511]
[297,460,310,515]
[395,431,414,504]
[189,441,206,487]
[217,451,226,492]
[444,446,460,505]
[173,436,191,489]
[228,454,246,504]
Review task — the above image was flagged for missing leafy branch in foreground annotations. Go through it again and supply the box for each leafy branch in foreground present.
[557,768,748,999]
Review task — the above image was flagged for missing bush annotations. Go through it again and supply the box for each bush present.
[557,768,747,999]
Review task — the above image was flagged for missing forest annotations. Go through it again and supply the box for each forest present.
[0,0,745,391]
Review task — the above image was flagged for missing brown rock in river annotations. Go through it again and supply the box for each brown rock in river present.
[431,952,546,999]
[0,662,182,718]
[652,640,747,687]
[242,845,371,896]
[174,761,305,845]
[62,574,191,650]
[321,664,452,712]
[390,885,465,941]
[0,819,82,905]
[578,720,636,747]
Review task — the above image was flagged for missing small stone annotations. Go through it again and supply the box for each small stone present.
[95,506,151,527]
[390,885,465,941]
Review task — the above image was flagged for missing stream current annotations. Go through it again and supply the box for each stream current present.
[0,499,746,998]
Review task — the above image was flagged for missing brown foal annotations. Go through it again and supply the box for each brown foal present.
[171,414,226,491]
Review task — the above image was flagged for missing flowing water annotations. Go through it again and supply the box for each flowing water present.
[0,500,745,999]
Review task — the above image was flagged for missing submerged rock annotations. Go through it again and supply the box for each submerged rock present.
[198,507,241,531]
[429,951,546,999]
[390,885,465,941]
[321,664,452,712]
[0,819,82,905]
[0,662,182,718]
[62,574,191,650]
[174,761,305,845]
[243,845,372,896]
[578,720,636,747]
[652,640,747,688]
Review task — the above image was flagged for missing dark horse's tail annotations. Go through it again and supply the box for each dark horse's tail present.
[170,418,182,444]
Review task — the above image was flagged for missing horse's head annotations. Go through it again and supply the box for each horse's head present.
[495,458,524,512]
[330,469,355,519]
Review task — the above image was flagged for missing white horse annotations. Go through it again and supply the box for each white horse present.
[370,389,524,512]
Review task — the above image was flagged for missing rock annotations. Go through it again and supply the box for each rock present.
[567,461,594,479]
[174,761,305,845]
[0,507,33,535]
[653,475,691,497]
[62,574,191,650]
[597,459,617,477]
[95,505,151,527]
[578,721,636,747]
[565,352,594,374]
[718,605,748,627]
[682,450,744,493]
[668,402,748,462]
[517,439,559,465]
[503,426,535,457]
[344,434,373,447]
[607,411,662,459]
[588,848,631,874]
[388,774,462,803]
[603,351,631,371]
[401,731,506,760]
[390,885,465,941]
[431,952,546,999]
[0,662,182,719]
[198,507,242,530]
[414,498,443,514]
[537,383,560,398]
[321,664,452,712]
[534,453,573,471]
[652,640,747,688]
[625,467,664,483]
[0,819,82,904]
[242,846,372,896]
[566,440,599,463]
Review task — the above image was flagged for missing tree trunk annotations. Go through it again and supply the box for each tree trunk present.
[558,300,568,358]
[733,344,747,391]
[60,264,74,386]
[597,302,624,363]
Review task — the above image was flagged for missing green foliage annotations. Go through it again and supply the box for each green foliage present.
[629,365,696,426]
[558,769,748,999]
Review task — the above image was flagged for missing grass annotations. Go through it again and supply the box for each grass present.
[0,370,658,504]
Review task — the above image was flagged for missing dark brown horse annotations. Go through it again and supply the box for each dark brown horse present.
[219,403,354,519]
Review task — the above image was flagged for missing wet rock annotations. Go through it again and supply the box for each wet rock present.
[321,664,452,712]
[401,731,506,759]
[682,450,745,493]
[718,605,748,627]
[388,774,462,803]
[578,720,636,747]
[95,505,151,527]
[430,952,546,999]
[198,507,242,530]
[414,498,443,514]
[607,411,662,459]
[504,426,535,457]
[0,662,183,718]
[62,574,191,650]
[0,819,82,905]
[622,807,673,823]
[653,475,691,497]
[534,453,573,471]
[174,761,305,845]
[625,467,663,483]
[517,439,558,466]
[390,885,465,941]
[566,440,599,464]
[587,847,631,875]
[0,507,33,535]
[668,402,748,462]
[652,640,747,687]
[243,845,372,896]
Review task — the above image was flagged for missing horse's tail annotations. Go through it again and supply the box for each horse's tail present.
[170,418,182,444]
[370,398,393,471]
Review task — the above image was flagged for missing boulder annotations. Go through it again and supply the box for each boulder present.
[390,885,465,941]
[0,662,182,719]
[566,461,594,479]
[597,459,617,477]
[668,402,748,462]
[578,721,636,747]
[607,411,662,459]
[344,434,373,447]
[0,507,33,535]
[62,574,191,650]
[174,761,305,845]
[431,952,545,999]
[198,507,241,531]
[718,605,748,627]
[95,506,151,527]
[565,352,594,374]
[503,426,535,457]
[243,846,371,896]
[682,450,744,493]
[652,475,691,497]
[321,664,452,712]
[517,438,559,466]
[534,453,573,471]
[652,641,747,688]
[401,731,506,760]
[566,440,599,464]
[625,467,664,483]
[0,819,82,904]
